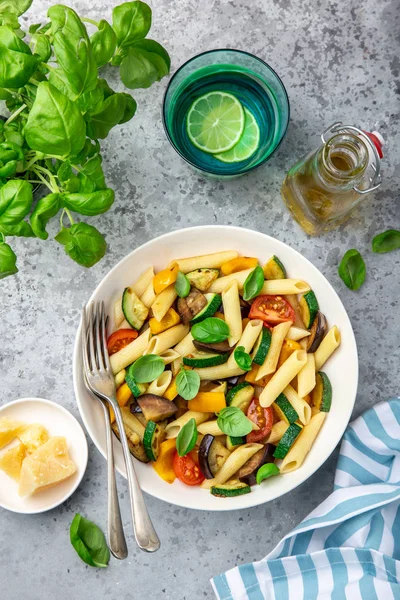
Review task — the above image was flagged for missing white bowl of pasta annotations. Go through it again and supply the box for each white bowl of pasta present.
[73,226,358,511]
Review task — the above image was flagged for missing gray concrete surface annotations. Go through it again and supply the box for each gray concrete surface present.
[1,0,399,598]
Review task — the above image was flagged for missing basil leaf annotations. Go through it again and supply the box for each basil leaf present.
[0,25,38,88]
[217,406,253,437]
[112,1,152,49]
[63,189,114,216]
[90,20,117,68]
[0,180,33,227]
[120,45,169,89]
[30,193,62,240]
[25,82,86,157]
[175,271,190,298]
[0,240,18,279]
[70,513,110,568]
[48,6,98,99]
[128,354,165,383]
[176,418,198,457]
[256,463,280,485]
[118,93,137,124]
[31,33,51,62]
[372,229,400,254]
[233,346,252,371]
[243,265,264,301]
[55,222,107,268]
[86,93,129,139]
[338,249,366,291]
[191,317,230,344]
[176,368,200,400]
[0,0,32,17]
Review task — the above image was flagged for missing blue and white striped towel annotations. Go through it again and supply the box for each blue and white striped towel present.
[211,398,400,599]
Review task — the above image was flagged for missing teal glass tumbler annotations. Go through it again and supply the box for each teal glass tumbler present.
[162,49,290,178]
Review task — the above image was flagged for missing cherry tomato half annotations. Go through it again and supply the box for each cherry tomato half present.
[107,329,138,355]
[249,295,295,325]
[246,399,273,443]
[173,451,205,486]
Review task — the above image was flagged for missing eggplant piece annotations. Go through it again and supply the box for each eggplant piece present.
[227,376,240,386]
[129,401,142,414]
[237,444,275,486]
[175,396,188,418]
[198,434,231,479]
[193,340,231,354]
[137,394,178,422]
[111,422,150,463]
[239,297,251,319]
[177,288,207,324]
[306,311,327,352]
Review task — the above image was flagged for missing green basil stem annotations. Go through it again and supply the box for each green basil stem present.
[32,169,54,192]
[5,104,27,126]
[81,17,100,27]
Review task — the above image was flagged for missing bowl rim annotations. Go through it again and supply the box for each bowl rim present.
[0,397,88,514]
[161,48,290,176]
[73,225,358,511]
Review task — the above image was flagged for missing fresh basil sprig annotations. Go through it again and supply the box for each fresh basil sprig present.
[176,418,198,456]
[256,463,280,485]
[233,346,252,371]
[128,354,165,383]
[217,406,253,437]
[0,235,18,278]
[70,513,110,568]
[176,368,200,400]
[191,317,230,344]
[372,229,400,254]
[243,266,264,301]
[0,1,170,279]
[338,249,366,291]
[175,271,191,298]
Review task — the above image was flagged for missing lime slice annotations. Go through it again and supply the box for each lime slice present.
[215,107,260,163]
[186,91,245,154]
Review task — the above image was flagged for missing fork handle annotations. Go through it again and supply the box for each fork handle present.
[101,401,128,559]
[112,401,160,552]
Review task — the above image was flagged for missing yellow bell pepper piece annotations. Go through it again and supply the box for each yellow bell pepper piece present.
[214,311,225,320]
[116,382,132,407]
[245,363,272,386]
[220,256,258,275]
[149,307,180,334]
[189,392,226,413]
[277,339,302,369]
[153,263,179,295]
[152,438,177,484]
[109,405,115,424]
[164,376,178,401]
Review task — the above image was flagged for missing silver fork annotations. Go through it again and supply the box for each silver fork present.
[82,301,160,553]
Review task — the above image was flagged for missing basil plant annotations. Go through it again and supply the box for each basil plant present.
[0,0,170,278]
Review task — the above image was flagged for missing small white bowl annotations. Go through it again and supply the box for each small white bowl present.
[0,398,88,514]
[73,226,358,511]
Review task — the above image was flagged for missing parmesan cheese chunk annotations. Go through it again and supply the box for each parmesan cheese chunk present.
[0,443,26,481]
[18,437,77,496]
[18,423,49,453]
[0,418,26,449]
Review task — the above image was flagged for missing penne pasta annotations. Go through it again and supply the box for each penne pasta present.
[222,280,242,347]
[151,284,178,321]
[194,363,245,381]
[146,371,172,396]
[259,350,307,407]
[110,328,152,374]
[208,268,254,293]
[283,384,312,425]
[201,443,263,489]
[256,321,292,379]
[114,369,126,389]
[286,294,306,328]
[169,250,239,273]
[165,411,213,439]
[159,349,181,365]
[314,326,341,370]
[144,324,189,356]
[171,332,196,375]
[197,420,224,437]
[279,411,326,473]
[297,353,316,398]
[114,267,154,326]
[227,319,263,367]
[266,420,289,444]
[140,281,156,308]
[117,318,132,330]
[287,326,311,341]
[260,279,310,295]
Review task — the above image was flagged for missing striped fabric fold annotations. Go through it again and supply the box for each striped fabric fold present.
[211,398,400,599]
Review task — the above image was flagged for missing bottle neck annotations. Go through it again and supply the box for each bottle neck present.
[316,133,369,189]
